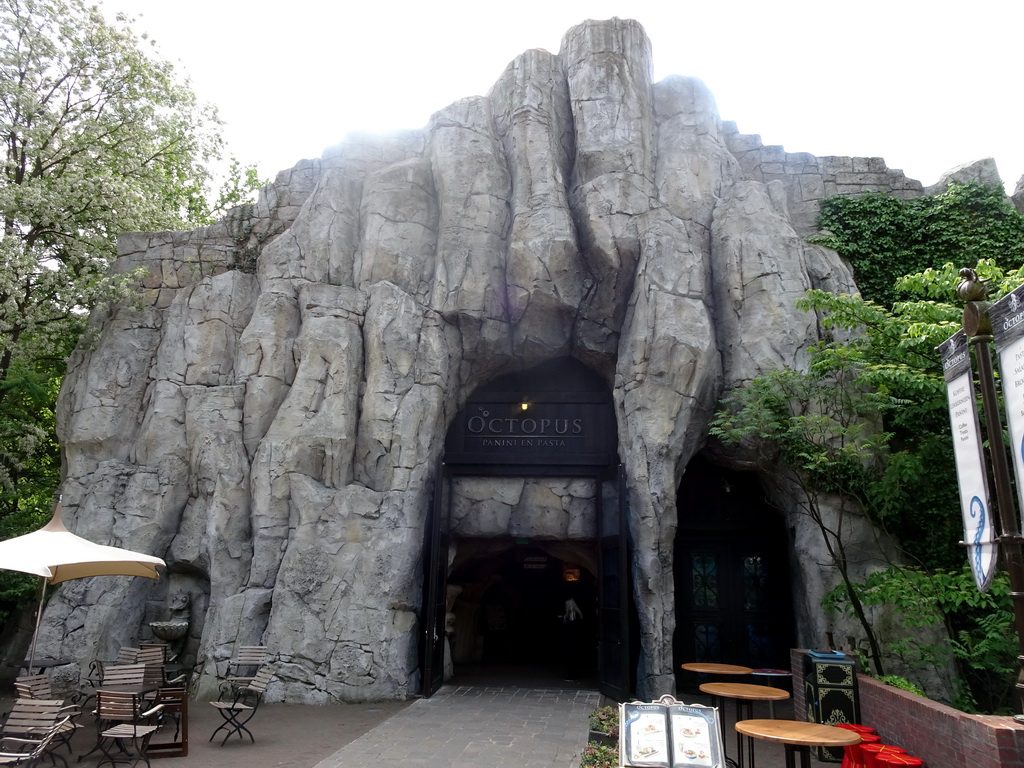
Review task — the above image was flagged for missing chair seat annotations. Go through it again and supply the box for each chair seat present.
[99,723,160,739]
[209,701,254,712]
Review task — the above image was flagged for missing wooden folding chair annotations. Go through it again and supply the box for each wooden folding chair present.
[208,667,274,746]
[0,714,72,767]
[92,690,164,768]
[137,644,168,663]
[86,648,140,692]
[224,646,269,684]
[134,648,165,667]
[0,699,78,767]
[218,646,270,696]
[99,664,146,688]
[140,664,165,694]
[7,686,82,760]
[114,648,140,665]
[11,676,50,700]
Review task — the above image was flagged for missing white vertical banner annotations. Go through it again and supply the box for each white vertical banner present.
[939,331,997,592]
[989,284,1024,533]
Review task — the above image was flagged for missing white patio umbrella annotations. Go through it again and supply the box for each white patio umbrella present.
[0,500,165,670]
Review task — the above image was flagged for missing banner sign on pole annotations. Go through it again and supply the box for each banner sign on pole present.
[939,331,998,591]
[989,284,1024,534]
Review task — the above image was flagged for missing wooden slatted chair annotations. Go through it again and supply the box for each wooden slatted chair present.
[93,690,164,768]
[0,699,77,768]
[140,663,165,692]
[11,678,83,757]
[99,663,146,688]
[134,648,175,692]
[114,648,140,665]
[11,677,49,700]
[224,646,268,684]
[218,646,270,696]
[0,714,72,768]
[134,647,165,667]
[137,644,168,663]
[208,666,274,746]
[85,647,140,692]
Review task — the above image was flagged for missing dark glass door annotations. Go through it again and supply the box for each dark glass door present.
[597,463,632,701]
[675,534,792,669]
[420,462,451,697]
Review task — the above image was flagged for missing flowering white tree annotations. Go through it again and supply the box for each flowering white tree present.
[0,0,247,514]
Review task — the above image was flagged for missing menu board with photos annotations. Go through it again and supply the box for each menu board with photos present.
[620,695,724,768]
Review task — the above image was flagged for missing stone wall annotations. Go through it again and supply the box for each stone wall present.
[723,123,926,236]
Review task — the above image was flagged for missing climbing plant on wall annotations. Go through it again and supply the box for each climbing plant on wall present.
[808,182,1024,308]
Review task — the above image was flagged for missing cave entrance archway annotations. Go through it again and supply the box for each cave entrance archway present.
[445,539,599,685]
[421,357,632,698]
[673,453,795,689]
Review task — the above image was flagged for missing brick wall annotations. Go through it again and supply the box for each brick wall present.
[790,649,1024,767]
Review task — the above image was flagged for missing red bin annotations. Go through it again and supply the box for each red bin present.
[876,755,923,767]
[836,724,877,734]
[861,743,906,768]
[837,726,877,768]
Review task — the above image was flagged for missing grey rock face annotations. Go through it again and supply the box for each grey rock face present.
[47,18,977,702]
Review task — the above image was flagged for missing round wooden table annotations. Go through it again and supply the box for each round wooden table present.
[700,683,790,768]
[680,661,753,675]
[734,719,861,768]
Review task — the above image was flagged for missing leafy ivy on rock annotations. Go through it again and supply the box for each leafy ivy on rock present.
[808,182,1024,308]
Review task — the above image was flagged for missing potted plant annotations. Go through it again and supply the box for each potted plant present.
[588,705,619,748]
[580,742,618,768]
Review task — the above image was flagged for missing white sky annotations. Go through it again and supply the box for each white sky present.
[99,0,1022,192]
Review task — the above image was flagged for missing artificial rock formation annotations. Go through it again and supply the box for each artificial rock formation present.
[43,18,985,702]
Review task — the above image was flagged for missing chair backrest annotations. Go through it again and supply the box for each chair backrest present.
[0,713,71,762]
[114,647,140,664]
[95,689,143,723]
[231,646,269,667]
[136,646,166,665]
[13,673,53,699]
[139,643,169,662]
[100,663,146,687]
[244,666,275,695]
[141,662,165,689]
[1,698,64,739]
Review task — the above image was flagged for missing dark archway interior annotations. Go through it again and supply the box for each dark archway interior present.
[673,453,795,690]
[433,355,619,690]
[447,539,598,686]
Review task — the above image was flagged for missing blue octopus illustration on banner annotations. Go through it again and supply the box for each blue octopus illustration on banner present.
[970,495,989,585]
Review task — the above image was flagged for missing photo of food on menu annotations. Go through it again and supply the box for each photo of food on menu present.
[620,698,723,768]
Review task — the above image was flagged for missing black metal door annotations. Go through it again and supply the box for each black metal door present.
[597,463,631,701]
[420,462,451,697]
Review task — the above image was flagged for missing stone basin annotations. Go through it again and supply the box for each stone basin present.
[149,620,189,642]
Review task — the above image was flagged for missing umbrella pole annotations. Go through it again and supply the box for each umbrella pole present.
[27,576,47,672]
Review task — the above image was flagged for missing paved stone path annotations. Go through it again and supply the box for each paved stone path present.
[313,685,602,768]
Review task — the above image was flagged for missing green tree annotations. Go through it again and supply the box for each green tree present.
[0,0,261,518]
[714,176,1024,708]
[712,263,1022,702]
[711,344,893,674]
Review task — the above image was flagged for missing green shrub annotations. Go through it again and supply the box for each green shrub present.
[588,705,619,736]
[580,742,618,768]
[879,675,927,696]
